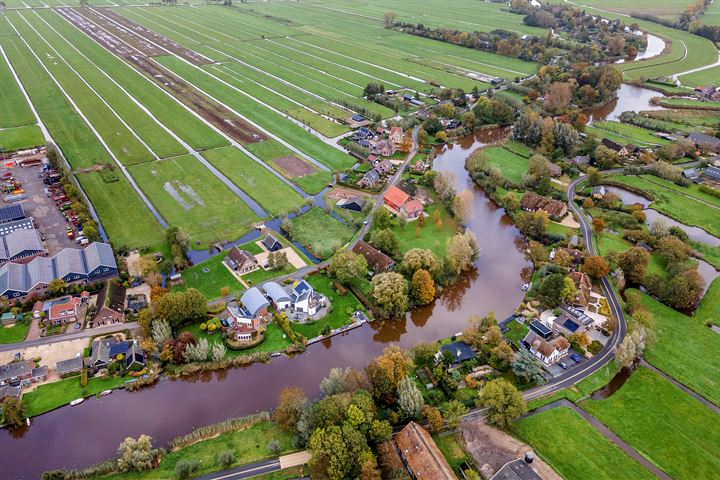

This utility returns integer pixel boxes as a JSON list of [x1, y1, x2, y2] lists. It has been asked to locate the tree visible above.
[[210, 342, 226, 362], [445, 231, 478, 275], [329, 249, 368, 285], [397, 376, 424, 419], [267, 251, 288, 271], [152, 319, 172, 347], [411, 269, 435, 306], [661, 269, 705, 310], [217, 450, 235, 468], [267, 439, 282, 455], [363, 82, 385, 97], [371, 229, 400, 258], [537, 273, 567, 307], [383, 11, 396, 27], [401, 248, 441, 277], [586, 167, 602, 187], [594, 145, 619, 169], [423, 117, 443, 136], [570, 331, 591, 351], [433, 170, 456, 200], [373, 207, 392, 230], [320, 367, 349, 397], [515, 211, 548, 239], [607, 35, 626, 56], [410, 341, 439, 369], [452, 189, 474, 222], [502, 192, 520, 212], [0, 396, 25, 427], [619, 247, 650, 285], [366, 346, 413, 403], [308, 424, 368, 480], [48, 278, 67, 295], [273, 386, 308, 431], [489, 341, 515, 370], [371, 272, 409, 317], [656, 235, 691, 271], [583, 255, 610, 280], [175, 459, 201, 480], [423, 405, 444, 433], [417, 127, 429, 146], [153, 288, 207, 328], [615, 326, 646, 369], [183, 337, 209, 362], [592, 217, 605, 234], [543, 82, 573, 113], [116, 435, 156, 472], [554, 249, 572, 268], [561, 277, 578, 304], [512, 349, 545, 384], [477, 379, 527, 428], [441, 400, 468, 429]]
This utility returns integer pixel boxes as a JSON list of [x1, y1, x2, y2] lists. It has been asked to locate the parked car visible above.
[[558, 361, 568, 369], [570, 353, 582, 363]]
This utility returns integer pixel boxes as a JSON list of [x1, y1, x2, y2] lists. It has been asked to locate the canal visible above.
[[0, 130, 531, 479]]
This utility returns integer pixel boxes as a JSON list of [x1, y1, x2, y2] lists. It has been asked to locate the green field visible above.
[[592, 121, 668, 145], [572, 0, 694, 20], [289, 207, 354, 259], [0, 124, 43, 151], [612, 175, 720, 237], [700, 0, 720, 25], [652, 97, 720, 110], [201, 147, 305, 216], [130, 156, 258, 245], [23, 375, 131, 417], [680, 64, 720, 89], [513, 407, 655, 480], [383, 200, 459, 257], [0, 321, 30, 344], [638, 279, 720, 405], [172, 251, 240, 300], [594, 231, 666, 278], [582, 368, 720, 480], [482, 144, 531, 184], [0, 45, 35, 128]]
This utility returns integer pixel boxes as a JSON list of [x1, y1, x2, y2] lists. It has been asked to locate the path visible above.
[[0, 322, 139, 354], [193, 451, 308, 480], [528, 399, 671, 480]]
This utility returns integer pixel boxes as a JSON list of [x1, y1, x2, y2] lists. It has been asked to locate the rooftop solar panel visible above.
[[0, 204, 25, 224], [530, 320, 552, 337]]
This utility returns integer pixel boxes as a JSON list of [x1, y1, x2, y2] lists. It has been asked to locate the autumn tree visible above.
[[515, 211, 548, 239], [0, 397, 25, 427], [371, 229, 400, 258], [48, 278, 67, 295], [397, 376, 424, 419], [366, 346, 413, 404], [433, 170, 456, 201], [411, 269, 435, 306], [371, 272, 409, 317], [383, 10, 396, 27], [441, 400, 468, 429], [401, 248, 441, 277], [308, 424, 369, 480], [489, 341, 515, 370], [656, 235, 692, 273], [543, 82, 573, 113], [615, 326, 646, 369], [422, 405, 444, 433], [586, 167, 602, 187], [445, 231, 478, 275], [329, 249, 368, 285], [453, 189, 474, 222], [594, 145, 619, 169], [583, 255, 610, 280], [592, 217, 605, 234], [273, 386, 308, 431], [619, 247, 650, 285], [476, 379, 527, 428], [153, 288, 207, 328], [658, 269, 705, 310], [116, 435, 156, 472]]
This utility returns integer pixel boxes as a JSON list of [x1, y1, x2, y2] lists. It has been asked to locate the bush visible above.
[[217, 450, 235, 468], [588, 340, 602, 355], [267, 439, 282, 456], [175, 459, 201, 480]]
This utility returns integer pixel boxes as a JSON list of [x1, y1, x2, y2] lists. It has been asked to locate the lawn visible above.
[[481, 144, 530, 184], [201, 146, 305, 216], [585, 125, 656, 148], [0, 124, 43, 152], [636, 280, 720, 405], [652, 97, 720, 111], [513, 407, 656, 480], [433, 433, 474, 478], [594, 232, 666, 278], [130, 155, 258, 245], [504, 320, 529, 347], [387, 202, 458, 257], [93, 421, 295, 480], [289, 207, 354, 259], [23, 374, 131, 417], [0, 321, 30, 343], [184, 319, 293, 357], [172, 252, 241, 300], [611, 175, 720, 237], [582, 367, 720, 480], [291, 273, 364, 339], [592, 121, 668, 145], [0, 47, 35, 128]]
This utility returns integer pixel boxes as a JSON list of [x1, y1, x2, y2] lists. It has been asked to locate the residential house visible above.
[[522, 331, 570, 365], [125, 343, 146, 370], [90, 338, 133, 371], [446, 119, 462, 130], [569, 155, 590, 166], [290, 280, 325, 316], [56, 356, 84, 376], [126, 293, 148, 313], [0, 361, 32, 386], [373, 139, 396, 157], [0, 242, 117, 302], [558, 247, 585, 266], [529, 320, 552, 339], [366, 154, 378, 164], [402, 199, 424, 219], [353, 127, 374, 141], [688, 132, 720, 152], [395, 422, 458, 480], [552, 306, 595, 336], [48, 296, 82, 325], [389, 126, 403, 144], [682, 168, 701, 183], [383, 185, 410, 212], [357, 139, 371, 149], [358, 169, 380, 188], [520, 192, 568, 219], [263, 281, 291, 310], [352, 241, 395, 272], [591, 186, 607, 199], [375, 159, 393, 175], [262, 234, 283, 252], [336, 196, 365, 212], [0, 384, 20, 401], [224, 287, 270, 341], [567, 272, 592, 308], [491, 459, 542, 480], [438, 341, 475, 366], [225, 247, 259, 274], [601, 138, 624, 154]]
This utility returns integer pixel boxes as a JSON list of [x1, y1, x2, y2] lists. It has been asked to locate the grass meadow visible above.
[[0, 125, 43, 151], [289, 207, 354, 259]]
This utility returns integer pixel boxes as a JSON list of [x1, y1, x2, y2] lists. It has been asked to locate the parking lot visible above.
[[8, 164, 79, 255], [546, 350, 588, 378]]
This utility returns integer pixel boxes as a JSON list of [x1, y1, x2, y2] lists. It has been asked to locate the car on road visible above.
[[363, 219, 368, 225]]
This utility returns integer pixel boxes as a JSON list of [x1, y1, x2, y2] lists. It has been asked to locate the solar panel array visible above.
[[565, 305, 593, 325], [530, 320, 552, 337]]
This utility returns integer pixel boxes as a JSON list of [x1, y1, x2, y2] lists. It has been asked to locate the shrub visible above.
[[588, 340, 603, 355], [217, 450, 235, 468], [174, 459, 201, 480], [267, 439, 282, 456]]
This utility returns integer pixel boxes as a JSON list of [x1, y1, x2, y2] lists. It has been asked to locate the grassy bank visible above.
[[23, 375, 131, 418]]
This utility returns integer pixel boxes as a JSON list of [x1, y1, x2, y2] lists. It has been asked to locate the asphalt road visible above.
[[0, 322, 139, 353], [193, 459, 281, 480]]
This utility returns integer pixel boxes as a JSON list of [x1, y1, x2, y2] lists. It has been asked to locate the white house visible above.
[[263, 281, 291, 310], [290, 280, 325, 316], [522, 331, 570, 365]]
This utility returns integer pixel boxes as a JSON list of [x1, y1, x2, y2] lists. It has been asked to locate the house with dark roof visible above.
[[353, 127, 374, 141], [522, 331, 570, 365], [352, 241, 395, 272], [601, 138, 623, 153], [520, 192, 567, 219], [225, 247, 258, 274], [90, 338, 132, 370], [0, 384, 21, 401], [290, 280, 325, 316], [491, 459, 542, 480], [683, 168, 701, 183], [262, 234, 282, 252], [0, 361, 32, 386], [358, 169, 380, 188], [336, 196, 365, 212], [263, 281, 291, 310], [56, 356, 84, 376], [395, 422, 458, 480], [375, 159, 393, 175], [438, 341, 475, 366], [688, 132, 720, 151]]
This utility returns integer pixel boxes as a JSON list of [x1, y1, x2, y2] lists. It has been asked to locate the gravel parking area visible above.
[[10, 165, 79, 255]]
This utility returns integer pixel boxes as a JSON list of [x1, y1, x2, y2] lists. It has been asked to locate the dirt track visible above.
[[56, 7, 267, 145]]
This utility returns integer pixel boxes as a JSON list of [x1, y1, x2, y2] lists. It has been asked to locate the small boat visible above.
[[99, 390, 112, 397], [270, 352, 282, 358], [26, 418, 30, 426], [69, 398, 84, 406]]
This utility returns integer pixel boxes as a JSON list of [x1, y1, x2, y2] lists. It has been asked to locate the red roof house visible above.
[[384, 186, 410, 211], [402, 199, 424, 218]]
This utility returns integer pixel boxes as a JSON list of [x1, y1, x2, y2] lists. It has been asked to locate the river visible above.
[[586, 83, 665, 123], [0, 129, 530, 479]]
